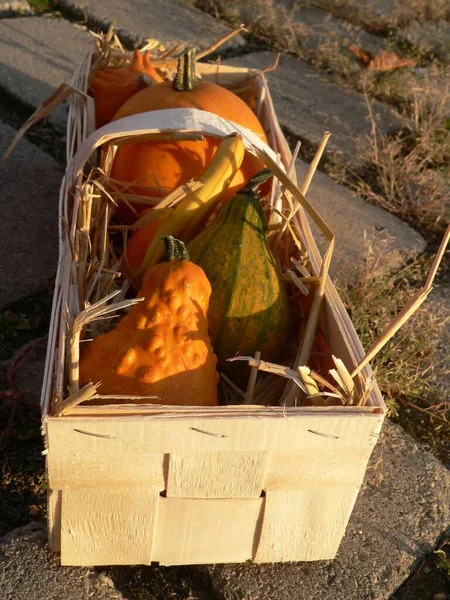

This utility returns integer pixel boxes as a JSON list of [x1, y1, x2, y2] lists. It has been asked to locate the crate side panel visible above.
[[46, 421, 165, 489], [45, 412, 383, 454], [48, 489, 62, 552], [264, 443, 375, 489], [152, 497, 264, 565], [166, 451, 269, 498], [60, 489, 159, 566], [255, 486, 359, 562]]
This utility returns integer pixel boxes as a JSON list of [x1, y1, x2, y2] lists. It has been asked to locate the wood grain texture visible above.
[[264, 446, 374, 489], [48, 489, 62, 552], [152, 496, 265, 565], [60, 489, 158, 566], [166, 451, 268, 498], [47, 425, 165, 489], [46, 411, 383, 455], [254, 486, 360, 562]]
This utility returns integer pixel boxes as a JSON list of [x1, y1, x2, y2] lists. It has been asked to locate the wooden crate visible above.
[[41, 41, 386, 566]]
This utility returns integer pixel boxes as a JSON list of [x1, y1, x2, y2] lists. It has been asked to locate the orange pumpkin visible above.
[[90, 49, 163, 128], [79, 237, 219, 406], [110, 48, 268, 222]]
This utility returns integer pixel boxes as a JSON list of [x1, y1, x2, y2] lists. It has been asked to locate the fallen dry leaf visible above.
[[349, 44, 374, 66], [368, 50, 417, 72], [349, 45, 417, 72]]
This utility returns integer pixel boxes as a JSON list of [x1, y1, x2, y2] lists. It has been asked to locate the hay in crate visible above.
[[33, 28, 448, 418]]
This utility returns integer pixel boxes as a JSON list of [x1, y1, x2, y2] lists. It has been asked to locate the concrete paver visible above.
[[0, 120, 61, 310], [57, 0, 245, 51], [396, 20, 450, 63], [225, 51, 405, 167], [278, 2, 386, 56], [295, 159, 426, 278], [0, 16, 91, 133]]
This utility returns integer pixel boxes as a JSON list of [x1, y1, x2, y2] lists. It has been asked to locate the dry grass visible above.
[[338, 243, 449, 461], [192, 0, 450, 115], [188, 2, 449, 226], [190, 0, 305, 54], [313, 0, 450, 29], [329, 82, 450, 237]]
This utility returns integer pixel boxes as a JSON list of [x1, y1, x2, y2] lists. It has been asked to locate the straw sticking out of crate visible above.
[[0, 31, 409, 417]]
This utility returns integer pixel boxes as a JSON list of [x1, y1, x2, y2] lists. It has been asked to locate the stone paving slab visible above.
[[277, 2, 386, 56], [204, 420, 450, 600], [313, 0, 407, 30], [0, 16, 91, 133], [0, 523, 125, 600], [396, 20, 450, 63], [225, 51, 405, 167], [0, 120, 61, 311], [57, 0, 245, 51], [295, 159, 426, 278]]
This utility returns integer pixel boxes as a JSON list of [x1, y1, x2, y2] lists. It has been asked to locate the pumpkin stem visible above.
[[239, 169, 273, 195], [173, 48, 197, 92], [161, 236, 190, 262]]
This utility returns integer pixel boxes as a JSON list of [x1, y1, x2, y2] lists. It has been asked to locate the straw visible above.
[[36, 31, 394, 415], [351, 224, 450, 378]]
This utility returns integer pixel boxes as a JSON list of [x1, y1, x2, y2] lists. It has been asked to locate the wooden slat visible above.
[[152, 496, 264, 565], [47, 434, 164, 489], [255, 487, 359, 562], [46, 412, 383, 455], [48, 489, 62, 552], [166, 451, 268, 498], [264, 446, 374, 489], [61, 489, 158, 566], [68, 404, 382, 417]]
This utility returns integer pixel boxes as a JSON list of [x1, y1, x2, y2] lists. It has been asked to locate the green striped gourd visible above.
[[187, 182, 290, 384]]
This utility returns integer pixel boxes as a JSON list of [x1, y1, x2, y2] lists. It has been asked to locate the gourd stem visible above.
[[161, 236, 190, 261], [173, 48, 197, 91], [239, 169, 273, 195]]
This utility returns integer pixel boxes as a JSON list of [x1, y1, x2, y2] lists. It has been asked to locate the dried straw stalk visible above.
[[16, 33, 443, 416]]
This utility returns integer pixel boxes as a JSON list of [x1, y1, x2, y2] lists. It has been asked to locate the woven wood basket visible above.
[[39, 38, 386, 566]]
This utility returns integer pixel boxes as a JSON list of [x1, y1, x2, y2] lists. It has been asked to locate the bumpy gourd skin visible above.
[[79, 253, 219, 406]]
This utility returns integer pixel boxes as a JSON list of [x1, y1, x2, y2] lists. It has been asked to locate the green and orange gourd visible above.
[[187, 171, 291, 384]]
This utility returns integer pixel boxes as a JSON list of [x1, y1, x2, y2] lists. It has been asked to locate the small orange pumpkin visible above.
[[110, 48, 267, 222], [90, 49, 163, 128], [79, 237, 218, 406]]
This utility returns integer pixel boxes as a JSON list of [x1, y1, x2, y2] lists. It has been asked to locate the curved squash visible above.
[[187, 175, 291, 384], [124, 133, 246, 283]]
